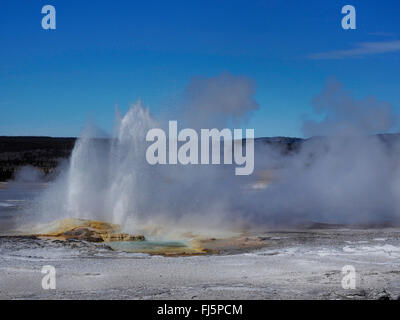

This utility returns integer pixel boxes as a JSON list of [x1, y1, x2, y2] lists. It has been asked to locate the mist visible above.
[[13, 166, 45, 183], [34, 74, 400, 237], [181, 71, 259, 130], [245, 78, 400, 226]]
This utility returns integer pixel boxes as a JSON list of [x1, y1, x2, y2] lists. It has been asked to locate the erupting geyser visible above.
[[37, 102, 246, 237], [33, 75, 400, 239]]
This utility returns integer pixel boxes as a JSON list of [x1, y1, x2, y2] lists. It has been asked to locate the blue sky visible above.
[[0, 0, 399, 138]]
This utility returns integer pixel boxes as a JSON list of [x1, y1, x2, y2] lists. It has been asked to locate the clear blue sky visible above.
[[1, 0, 399, 137]]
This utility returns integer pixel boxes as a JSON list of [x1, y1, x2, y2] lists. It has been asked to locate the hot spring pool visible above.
[[107, 240, 202, 255]]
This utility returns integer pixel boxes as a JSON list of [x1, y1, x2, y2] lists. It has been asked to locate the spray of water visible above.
[[35, 102, 241, 238], [33, 75, 400, 238]]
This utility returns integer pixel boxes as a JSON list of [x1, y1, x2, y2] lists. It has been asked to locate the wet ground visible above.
[[1, 228, 400, 299], [1, 182, 400, 299]]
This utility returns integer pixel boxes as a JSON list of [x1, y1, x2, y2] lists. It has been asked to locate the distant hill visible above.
[[1, 134, 400, 181], [254, 136, 303, 153], [0, 136, 76, 181]]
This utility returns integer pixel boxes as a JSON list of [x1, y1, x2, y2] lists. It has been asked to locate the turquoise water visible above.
[[108, 240, 189, 253]]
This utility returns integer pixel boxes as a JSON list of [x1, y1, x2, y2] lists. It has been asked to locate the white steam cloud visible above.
[[33, 74, 400, 237], [182, 71, 259, 129], [303, 78, 397, 137]]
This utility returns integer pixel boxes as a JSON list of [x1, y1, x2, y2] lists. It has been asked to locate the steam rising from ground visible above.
[[182, 71, 259, 130], [303, 79, 397, 136], [14, 166, 45, 183], [35, 74, 400, 237]]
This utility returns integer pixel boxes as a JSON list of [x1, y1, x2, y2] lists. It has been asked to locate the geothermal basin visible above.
[[1, 182, 400, 300]]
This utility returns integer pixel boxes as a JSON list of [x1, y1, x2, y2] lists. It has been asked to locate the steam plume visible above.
[[34, 76, 400, 237]]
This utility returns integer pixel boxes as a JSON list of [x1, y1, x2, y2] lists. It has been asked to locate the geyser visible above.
[[37, 103, 244, 237], [34, 75, 400, 238]]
